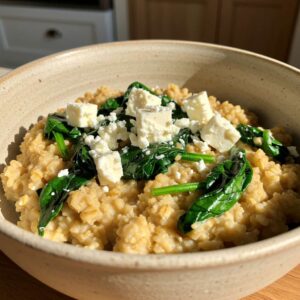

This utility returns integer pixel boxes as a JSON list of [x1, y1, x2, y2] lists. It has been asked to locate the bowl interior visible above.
[[0, 40, 300, 247]]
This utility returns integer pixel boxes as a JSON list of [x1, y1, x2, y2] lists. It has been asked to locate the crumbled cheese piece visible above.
[[66, 103, 98, 128], [155, 154, 165, 160], [288, 146, 299, 157], [107, 112, 117, 122], [191, 136, 211, 152], [194, 160, 207, 172], [122, 146, 129, 154], [183, 91, 214, 125], [130, 106, 177, 149], [174, 118, 201, 134], [97, 114, 106, 122], [200, 114, 241, 153], [84, 135, 111, 157], [102, 186, 109, 193], [57, 169, 69, 177], [175, 171, 181, 180], [94, 151, 123, 185], [167, 102, 176, 110], [98, 121, 129, 150], [125, 87, 161, 117]]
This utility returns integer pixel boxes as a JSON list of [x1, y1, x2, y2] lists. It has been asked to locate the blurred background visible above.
[[0, 0, 299, 68]]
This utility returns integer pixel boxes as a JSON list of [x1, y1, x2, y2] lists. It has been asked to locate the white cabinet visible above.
[[0, 4, 114, 67]]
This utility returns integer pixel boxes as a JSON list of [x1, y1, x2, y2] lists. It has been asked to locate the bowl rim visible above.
[[1, 40, 300, 270]]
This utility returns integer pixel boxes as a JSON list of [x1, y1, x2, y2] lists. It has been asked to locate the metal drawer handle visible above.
[[45, 29, 62, 39]]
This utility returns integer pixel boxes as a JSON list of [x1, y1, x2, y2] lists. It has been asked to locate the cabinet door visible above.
[[218, 0, 299, 61], [129, 0, 219, 42]]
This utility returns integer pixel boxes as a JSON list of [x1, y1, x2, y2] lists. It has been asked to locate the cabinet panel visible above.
[[0, 4, 114, 68], [218, 0, 299, 61], [129, 0, 219, 42]]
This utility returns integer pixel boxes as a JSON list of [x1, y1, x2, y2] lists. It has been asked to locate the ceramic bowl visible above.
[[0, 41, 300, 300]]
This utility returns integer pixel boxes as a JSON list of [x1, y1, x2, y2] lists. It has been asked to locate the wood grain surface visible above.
[[0, 68, 299, 299], [0, 251, 299, 300]]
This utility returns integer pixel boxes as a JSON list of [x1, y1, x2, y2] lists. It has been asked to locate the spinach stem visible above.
[[152, 182, 203, 196], [53, 131, 69, 160], [180, 152, 215, 163]]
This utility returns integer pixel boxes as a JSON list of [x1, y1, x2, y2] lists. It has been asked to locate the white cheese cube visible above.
[[66, 103, 98, 128], [125, 87, 161, 117], [94, 151, 123, 185], [200, 114, 241, 153], [183, 91, 214, 125], [132, 106, 175, 148]]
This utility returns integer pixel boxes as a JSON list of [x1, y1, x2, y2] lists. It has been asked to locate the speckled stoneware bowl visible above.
[[0, 41, 300, 300]]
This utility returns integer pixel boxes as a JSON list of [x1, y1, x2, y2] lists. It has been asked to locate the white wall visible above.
[[289, 7, 300, 68]]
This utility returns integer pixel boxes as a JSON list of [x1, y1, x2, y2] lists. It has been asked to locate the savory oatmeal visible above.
[[1, 82, 300, 254]]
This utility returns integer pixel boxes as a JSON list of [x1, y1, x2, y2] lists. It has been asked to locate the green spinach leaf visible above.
[[53, 132, 69, 160], [44, 114, 81, 140], [38, 174, 88, 236], [71, 142, 97, 180], [121, 129, 213, 180], [237, 124, 289, 162], [98, 96, 125, 115], [176, 148, 253, 233], [44, 114, 81, 160]]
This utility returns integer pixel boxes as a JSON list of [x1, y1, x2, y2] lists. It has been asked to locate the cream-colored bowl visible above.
[[0, 41, 300, 300]]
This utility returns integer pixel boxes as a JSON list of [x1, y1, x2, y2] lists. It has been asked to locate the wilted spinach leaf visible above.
[[71, 142, 97, 180], [237, 124, 289, 162], [121, 128, 213, 180], [98, 96, 125, 115], [44, 114, 81, 140], [44, 114, 81, 160], [177, 148, 253, 233], [38, 174, 89, 236]]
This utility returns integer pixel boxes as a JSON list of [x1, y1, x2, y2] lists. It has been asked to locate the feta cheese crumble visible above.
[[98, 121, 129, 150], [125, 87, 161, 117], [194, 160, 207, 172], [191, 136, 211, 152], [84, 135, 111, 158], [94, 151, 123, 185], [200, 113, 241, 153], [102, 186, 109, 193], [66, 103, 98, 128], [175, 171, 181, 180], [183, 91, 214, 125], [57, 169, 69, 177]]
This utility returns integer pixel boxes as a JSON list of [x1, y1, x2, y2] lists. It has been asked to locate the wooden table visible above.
[[0, 67, 299, 300]]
